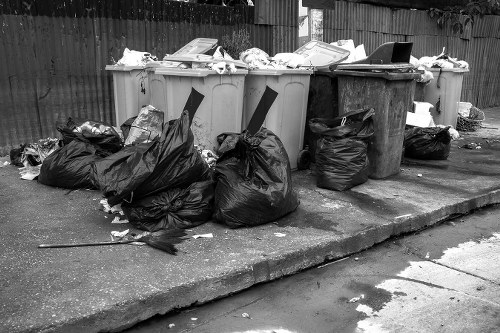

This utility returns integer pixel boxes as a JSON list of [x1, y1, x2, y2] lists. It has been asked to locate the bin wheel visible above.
[[297, 149, 311, 170]]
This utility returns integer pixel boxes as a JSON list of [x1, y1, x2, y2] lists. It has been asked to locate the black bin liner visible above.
[[39, 118, 122, 189], [92, 110, 211, 206], [404, 126, 451, 160], [213, 128, 299, 228], [122, 180, 215, 232], [38, 140, 104, 189], [309, 108, 375, 191]]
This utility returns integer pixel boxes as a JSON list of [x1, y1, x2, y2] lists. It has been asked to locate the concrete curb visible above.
[[39, 188, 500, 333]]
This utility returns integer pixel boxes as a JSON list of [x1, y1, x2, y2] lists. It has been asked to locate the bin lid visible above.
[[161, 54, 248, 69], [335, 63, 415, 71], [154, 67, 248, 77], [294, 41, 350, 70], [105, 65, 145, 71], [247, 68, 313, 75], [426, 67, 469, 73], [334, 69, 421, 81], [172, 38, 218, 56]]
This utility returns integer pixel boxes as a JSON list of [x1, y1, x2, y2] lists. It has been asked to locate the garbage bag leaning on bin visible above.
[[213, 128, 299, 228], [404, 126, 451, 160], [121, 180, 215, 232], [38, 140, 107, 189], [92, 110, 211, 206], [56, 117, 123, 154], [309, 108, 375, 191]]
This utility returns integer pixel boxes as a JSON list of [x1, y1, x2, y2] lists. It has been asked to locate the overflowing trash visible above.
[[415, 48, 469, 70], [329, 39, 366, 63], [309, 108, 375, 191], [114, 48, 157, 66]]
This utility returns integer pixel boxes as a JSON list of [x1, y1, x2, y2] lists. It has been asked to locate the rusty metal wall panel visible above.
[[255, 0, 298, 27], [0, 2, 286, 152], [472, 15, 500, 38], [272, 25, 298, 54]]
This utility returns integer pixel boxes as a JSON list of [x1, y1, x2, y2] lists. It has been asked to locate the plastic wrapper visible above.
[[92, 110, 211, 206], [404, 126, 451, 160], [124, 105, 164, 145], [122, 180, 215, 231], [309, 108, 375, 191], [56, 117, 122, 154], [213, 128, 299, 228], [115, 48, 157, 66]]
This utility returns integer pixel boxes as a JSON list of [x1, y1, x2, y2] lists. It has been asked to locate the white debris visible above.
[[192, 233, 214, 239]]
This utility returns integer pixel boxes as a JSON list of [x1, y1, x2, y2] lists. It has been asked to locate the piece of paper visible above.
[[192, 233, 214, 239]]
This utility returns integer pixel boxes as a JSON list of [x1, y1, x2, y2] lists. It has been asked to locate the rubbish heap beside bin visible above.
[[335, 64, 420, 179], [242, 69, 312, 170]]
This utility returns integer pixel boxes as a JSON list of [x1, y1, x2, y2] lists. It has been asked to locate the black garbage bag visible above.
[[213, 128, 299, 228], [92, 110, 211, 206], [10, 144, 26, 167], [309, 108, 375, 191], [38, 140, 105, 189], [56, 117, 122, 154], [404, 126, 451, 160], [122, 180, 215, 231]]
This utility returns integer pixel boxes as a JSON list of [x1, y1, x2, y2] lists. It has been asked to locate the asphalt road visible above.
[[123, 204, 500, 333]]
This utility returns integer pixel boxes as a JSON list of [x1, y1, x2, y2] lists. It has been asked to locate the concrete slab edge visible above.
[[31, 188, 500, 333]]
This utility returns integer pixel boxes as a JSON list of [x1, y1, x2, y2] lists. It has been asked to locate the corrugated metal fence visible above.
[[0, 0, 498, 153], [0, 0, 296, 154], [322, 1, 500, 110]]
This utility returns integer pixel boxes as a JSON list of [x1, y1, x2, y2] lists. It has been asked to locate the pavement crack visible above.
[[430, 260, 500, 287]]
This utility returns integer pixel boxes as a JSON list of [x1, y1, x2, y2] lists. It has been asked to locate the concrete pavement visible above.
[[1, 108, 499, 333]]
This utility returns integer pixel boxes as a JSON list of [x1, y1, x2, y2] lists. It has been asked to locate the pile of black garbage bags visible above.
[[37, 89, 298, 231]]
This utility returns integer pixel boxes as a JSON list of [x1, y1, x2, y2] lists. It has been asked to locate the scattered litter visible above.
[[111, 216, 129, 224], [99, 199, 124, 215], [417, 174, 422, 177], [195, 146, 218, 168], [348, 294, 365, 303], [354, 257, 359, 261], [168, 323, 175, 329], [477, 285, 486, 291], [242, 312, 252, 319], [396, 214, 412, 219], [0, 161, 10, 167], [111, 229, 130, 239], [191, 318, 198, 321], [461, 142, 482, 149], [274, 233, 287, 237], [192, 233, 213, 239], [425, 252, 430, 259], [19, 165, 41, 180]]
